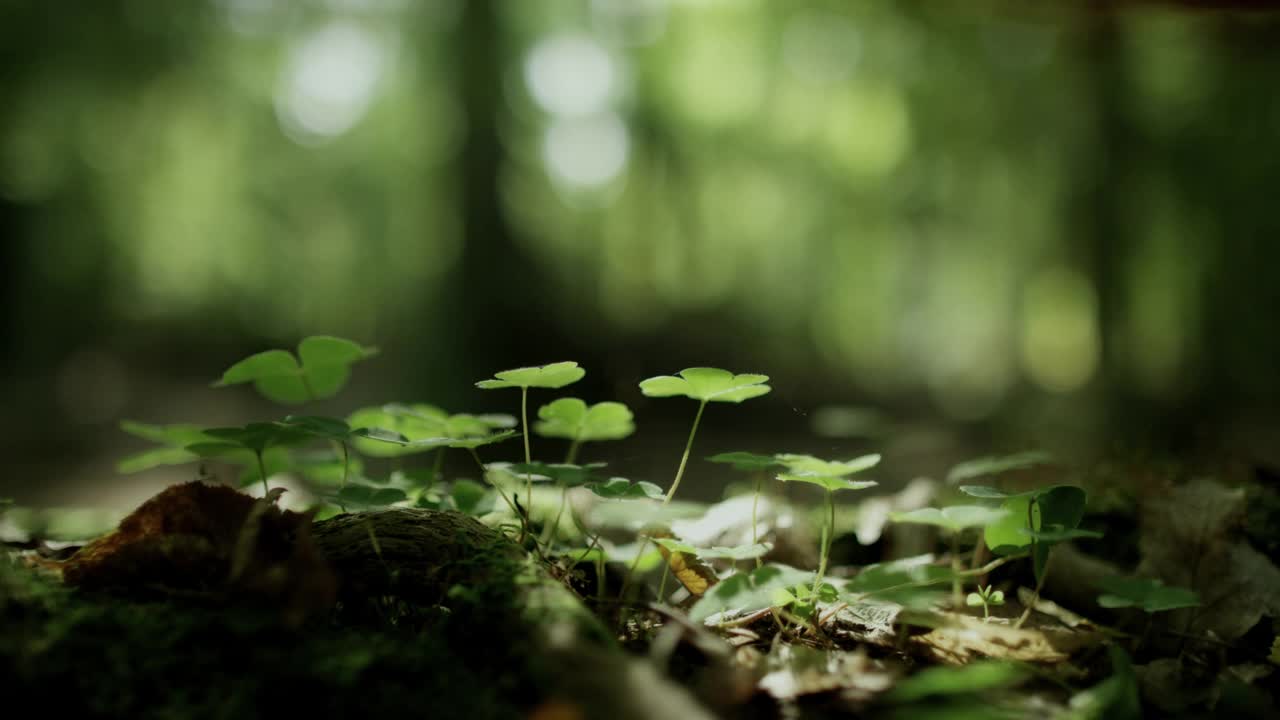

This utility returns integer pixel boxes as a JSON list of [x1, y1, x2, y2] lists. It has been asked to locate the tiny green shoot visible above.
[[966, 584, 1005, 621], [639, 368, 771, 503], [534, 398, 635, 464], [214, 336, 377, 404]]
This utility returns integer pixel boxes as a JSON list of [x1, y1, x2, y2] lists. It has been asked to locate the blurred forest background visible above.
[[2, 0, 1279, 511]]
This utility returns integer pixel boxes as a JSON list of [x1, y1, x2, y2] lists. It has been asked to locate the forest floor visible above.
[[3, 457, 1280, 720]]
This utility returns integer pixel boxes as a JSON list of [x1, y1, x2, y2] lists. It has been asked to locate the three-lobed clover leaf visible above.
[[775, 453, 881, 493], [347, 404, 515, 457], [475, 361, 585, 390], [214, 336, 378, 404], [639, 367, 771, 403], [891, 505, 1010, 533], [688, 563, 819, 623], [707, 451, 784, 472], [1097, 577, 1200, 613], [187, 422, 314, 457], [534, 398, 635, 442], [586, 477, 665, 501], [280, 414, 408, 446]]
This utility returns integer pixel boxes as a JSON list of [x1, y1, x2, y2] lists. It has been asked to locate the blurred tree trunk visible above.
[[452, 0, 565, 375]]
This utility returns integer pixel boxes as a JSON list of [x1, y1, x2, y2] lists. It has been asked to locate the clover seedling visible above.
[[1096, 577, 1200, 613], [214, 336, 377, 404], [890, 505, 1010, 607], [708, 451, 785, 567], [511, 462, 609, 541], [966, 584, 1005, 621], [534, 398, 634, 464], [346, 404, 515, 461], [961, 484, 1098, 626], [777, 453, 880, 595], [477, 362, 586, 539], [639, 368, 771, 503]]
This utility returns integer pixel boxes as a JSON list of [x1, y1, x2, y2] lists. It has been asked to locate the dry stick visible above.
[[663, 400, 707, 504]]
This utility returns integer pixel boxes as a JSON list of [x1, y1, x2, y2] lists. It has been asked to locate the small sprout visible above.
[[534, 398, 635, 463], [477, 362, 586, 542], [776, 453, 880, 596], [963, 483, 1093, 626], [586, 477, 665, 501], [640, 368, 771, 503], [966, 584, 1005, 621], [891, 505, 1008, 607], [688, 563, 818, 623], [1097, 577, 1200, 613], [214, 336, 377, 404], [771, 580, 839, 621]]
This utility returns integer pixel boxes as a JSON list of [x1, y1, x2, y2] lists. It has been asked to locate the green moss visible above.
[[1, 558, 524, 720]]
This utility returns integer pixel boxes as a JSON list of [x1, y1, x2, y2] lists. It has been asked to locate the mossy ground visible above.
[[0, 557, 533, 720]]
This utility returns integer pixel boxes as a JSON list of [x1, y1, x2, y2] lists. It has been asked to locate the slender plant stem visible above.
[[541, 486, 569, 545], [656, 563, 671, 602], [664, 400, 707, 504], [340, 442, 350, 490], [430, 448, 445, 487], [564, 439, 581, 465], [752, 472, 763, 569], [813, 488, 835, 594], [521, 386, 533, 540], [1015, 550, 1052, 629], [950, 531, 963, 608], [468, 448, 521, 520], [255, 451, 269, 496], [619, 537, 651, 602]]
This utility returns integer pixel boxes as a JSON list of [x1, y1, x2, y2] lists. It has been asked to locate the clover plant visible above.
[[214, 335, 377, 404], [966, 584, 1005, 621], [639, 368, 771, 503], [776, 453, 879, 594], [185, 422, 314, 494], [708, 451, 784, 567], [116, 421, 218, 474], [534, 398, 634, 464], [960, 483, 1101, 626], [477, 362, 586, 538], [890, 505, 1009, 607]]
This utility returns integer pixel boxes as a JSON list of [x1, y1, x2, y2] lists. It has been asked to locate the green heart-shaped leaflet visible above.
[[215, 336, 378, 404], [475, 361, 585, 390], [534, 398, 635, 442], [639, 367, 770, 403]]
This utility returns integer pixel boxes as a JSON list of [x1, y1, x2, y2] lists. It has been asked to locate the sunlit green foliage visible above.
[[214, 336, 377, 404]]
